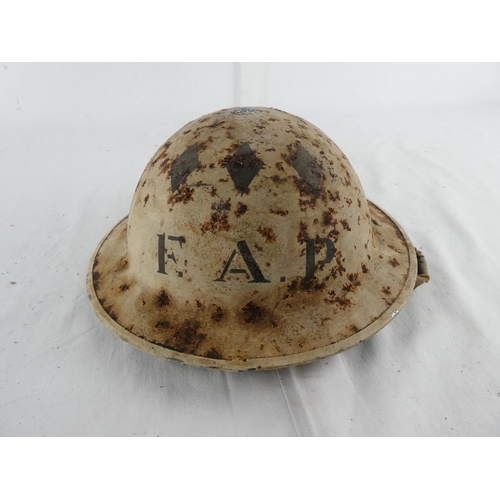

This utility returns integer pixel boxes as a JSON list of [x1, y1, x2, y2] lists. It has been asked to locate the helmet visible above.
[[87, 107, 428, 371]]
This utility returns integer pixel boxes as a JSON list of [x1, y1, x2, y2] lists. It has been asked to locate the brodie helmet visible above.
[[87, 107, 429, 371]]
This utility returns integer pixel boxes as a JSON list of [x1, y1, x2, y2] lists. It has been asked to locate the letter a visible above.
[[215, 241, 270, 283]]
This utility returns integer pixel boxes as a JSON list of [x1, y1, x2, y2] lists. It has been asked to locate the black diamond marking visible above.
[[171, 143, 199, 192], [291, 144, 323, 190], [226, 143, 264, 194]]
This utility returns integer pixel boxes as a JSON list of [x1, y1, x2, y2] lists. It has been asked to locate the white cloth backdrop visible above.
[[1, 63, 499, 436]]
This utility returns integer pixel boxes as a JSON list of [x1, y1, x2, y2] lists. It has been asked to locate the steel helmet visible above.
[[87, 107, 429, 371]]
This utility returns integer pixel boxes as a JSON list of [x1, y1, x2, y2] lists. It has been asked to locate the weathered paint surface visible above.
[[88, 107, 422, 370]]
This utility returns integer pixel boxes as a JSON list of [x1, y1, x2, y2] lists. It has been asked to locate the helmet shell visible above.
[[88, 107, 422, 370]]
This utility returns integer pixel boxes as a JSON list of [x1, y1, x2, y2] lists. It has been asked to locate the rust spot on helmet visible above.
[[326, 219, 340, 239], [168, 185, 194, 206], [342, 283, 356, 293], [212, 199, 231, 213], [119, 284, 130, 292], [241, 301, 265, 323], [340, 219, 351, 231], [156, 290, 170, 307], [389, 258, 400, 267], [381, 286, 392, 295], [270, 174, 285, 184], [322, 210, 334, 226], [158, 157, 173, 175], [200, 211, 230, 234], [205, 347, 223, 359], [293, 176, 321, 200], [257, 225, 276, 243], [155, 320, 171, 329], [103, 304, 118, 322], [211, 306, 224, 322], [152, 143, 170, 165], [297, 221, 309, 244], [325, 294, 353, 310], [210, 119, 225, 128], [235, 202, 248, 218], [329, 191, 341, 202], [172, 320, 206, 353], [287, 276, 326, 293], [342, 274, 361, 293], [348, 273, 360, 283], [270, 208, 288, 216]]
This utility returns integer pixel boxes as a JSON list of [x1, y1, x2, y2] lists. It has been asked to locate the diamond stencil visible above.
[[291, 144, 323, 190], [170, 143, 199, 192], [225, 143, 264, 194]]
